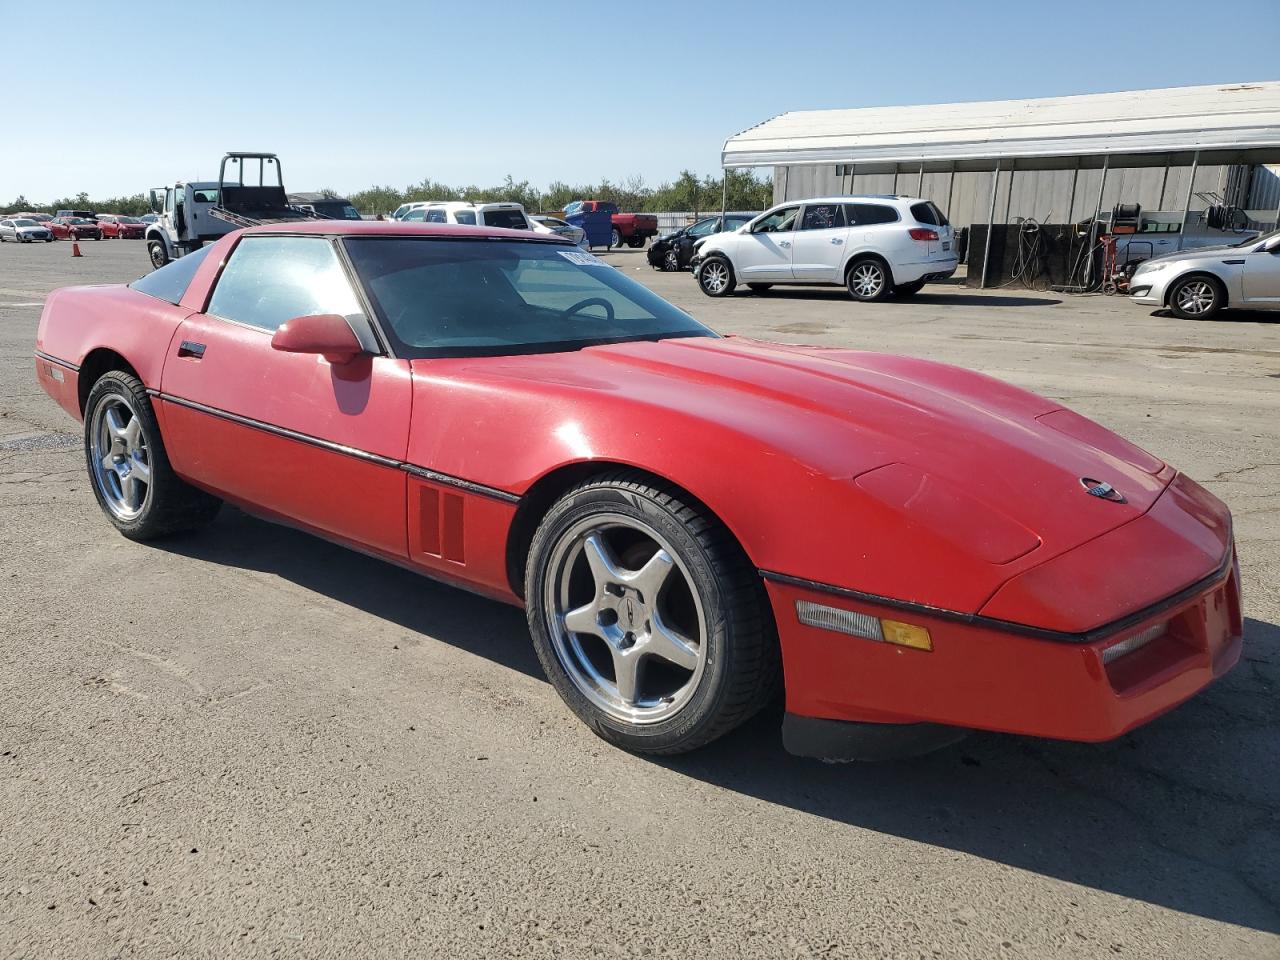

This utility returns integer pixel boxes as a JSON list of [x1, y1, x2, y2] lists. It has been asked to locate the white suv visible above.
[[403, 201, 531, 230], [692, 196, 957, 300]]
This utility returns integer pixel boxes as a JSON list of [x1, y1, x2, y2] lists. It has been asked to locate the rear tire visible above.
[[696, 255, 736, 297], [524, 471, 778, 755], [610, 228, 622, 249], [846, 258, 891, 302], [1168, 274, 1224, 320], [83, 372, 221, 541], [627, 237, 644, 248]]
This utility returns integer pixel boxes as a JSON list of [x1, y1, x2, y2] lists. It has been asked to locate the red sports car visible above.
[[33, 222, 1243, 760], [97, 214, 146, 239]]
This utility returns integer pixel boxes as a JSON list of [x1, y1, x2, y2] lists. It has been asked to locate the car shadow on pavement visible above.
[[160, 506, 543, 680], [656, 616, 1280, 934], [159, 509, 1279, 934]]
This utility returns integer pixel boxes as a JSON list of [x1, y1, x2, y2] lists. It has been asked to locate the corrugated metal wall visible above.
[[771, 162, 1277, 227]]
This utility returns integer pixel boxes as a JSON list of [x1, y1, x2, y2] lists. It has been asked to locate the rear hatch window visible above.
[[483, 209, 529, 230], [910, 201, 949, 227]]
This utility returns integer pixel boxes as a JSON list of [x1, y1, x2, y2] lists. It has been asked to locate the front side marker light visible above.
[[795, 601, 932, 652], [881, 619, 933, 651]]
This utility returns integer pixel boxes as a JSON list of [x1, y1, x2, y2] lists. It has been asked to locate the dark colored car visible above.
[[287, 193, 363, 220], [49, 217, 103, 240], [647, 214, 755, 271]]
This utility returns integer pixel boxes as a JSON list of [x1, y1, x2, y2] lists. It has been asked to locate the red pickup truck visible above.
[[564, 200, 659, 248]]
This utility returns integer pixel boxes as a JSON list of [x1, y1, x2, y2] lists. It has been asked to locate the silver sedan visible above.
[[0, 217, 55, 242], [529, 214, 587, 247], [1129, 228, 1280, 319]]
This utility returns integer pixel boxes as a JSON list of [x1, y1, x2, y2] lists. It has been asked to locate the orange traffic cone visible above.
[[71, 239, 82, 257]]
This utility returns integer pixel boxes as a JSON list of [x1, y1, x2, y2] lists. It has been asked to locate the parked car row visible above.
[[0, 209, 151, 241], [391, 200, 588, 246], [388, 199, 648, 249]]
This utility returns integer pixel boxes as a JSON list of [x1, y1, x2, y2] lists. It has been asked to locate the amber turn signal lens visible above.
[[881, 619, 933, 651]]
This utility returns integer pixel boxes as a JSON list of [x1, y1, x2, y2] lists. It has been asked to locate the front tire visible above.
[[84, 372, 221, 540], [525, 471, 777, 755], [696, 255, 736, 297], [148, 238, 169, 270], [846, 258, 891, 301], [1168, 274, 1224, 320], [662, 247, 680, 271]]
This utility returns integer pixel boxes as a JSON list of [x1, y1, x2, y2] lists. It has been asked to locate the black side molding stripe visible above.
[[156, 392, 521, 505], [760, 547, 1233, 645], [34, 350, 80, 372], [402, 464, 521, 504]]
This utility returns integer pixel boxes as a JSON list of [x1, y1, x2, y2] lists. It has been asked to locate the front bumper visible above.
[[1127, 269, 1173, 306], [765, 471, 1242, 758], [768, 551, 1241, 752]]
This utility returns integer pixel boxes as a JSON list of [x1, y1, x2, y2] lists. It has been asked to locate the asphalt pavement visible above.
[[1, 238, 1277, 959]]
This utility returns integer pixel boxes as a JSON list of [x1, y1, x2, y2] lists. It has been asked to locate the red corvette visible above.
[[33, 222, 1243, 760]]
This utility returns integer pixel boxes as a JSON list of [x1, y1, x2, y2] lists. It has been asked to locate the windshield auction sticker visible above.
[[557, 250, 607, 267]]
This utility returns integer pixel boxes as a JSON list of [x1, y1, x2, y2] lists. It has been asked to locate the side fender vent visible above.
[[415, 483, 465, 563]]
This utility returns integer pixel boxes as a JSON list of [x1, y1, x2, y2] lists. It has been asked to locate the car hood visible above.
[[1139, 240, 1252, 266], [477, 335, 1170, 562]]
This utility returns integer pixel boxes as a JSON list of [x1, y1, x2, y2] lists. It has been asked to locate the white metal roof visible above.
[[722, 81, 1280, 168]]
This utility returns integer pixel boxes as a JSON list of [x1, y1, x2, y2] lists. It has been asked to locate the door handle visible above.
[[830, 237, 844, 244], [779, 240, 791, 248], [177, 340, 206, 359]]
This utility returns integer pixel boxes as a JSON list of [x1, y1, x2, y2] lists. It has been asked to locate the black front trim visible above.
[[34, 349, 80, 372], [157, 392, 521, 505], [782, 712, 969, 762], [761, 546, 1233, 645]]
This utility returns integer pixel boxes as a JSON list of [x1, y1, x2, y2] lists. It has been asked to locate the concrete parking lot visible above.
[[1, 239, 1277, 959]]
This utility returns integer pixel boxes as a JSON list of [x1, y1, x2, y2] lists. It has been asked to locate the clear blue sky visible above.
[[4, 0, 1278, 201]]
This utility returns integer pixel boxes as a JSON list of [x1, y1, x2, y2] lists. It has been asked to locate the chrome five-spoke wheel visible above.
[[90, 396, 151, 521], [546, 515, 706, 724], [525, 472, 777, 754]]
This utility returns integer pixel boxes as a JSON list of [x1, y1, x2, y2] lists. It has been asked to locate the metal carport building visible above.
[[722, 80, 1280, 283]]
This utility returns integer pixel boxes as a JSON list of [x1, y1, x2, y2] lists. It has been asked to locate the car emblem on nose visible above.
[[1080, 477, 1126, 503]]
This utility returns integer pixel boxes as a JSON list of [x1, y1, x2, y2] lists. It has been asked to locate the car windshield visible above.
[[343, 237, 715, 358], [68, 218, 93, 224], [13, 219, 36, 226], [117, 216, 141, 224]]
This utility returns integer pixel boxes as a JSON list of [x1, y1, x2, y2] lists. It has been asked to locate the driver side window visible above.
[[752, 206, 799, 234], [207, 236, 363, 332]]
